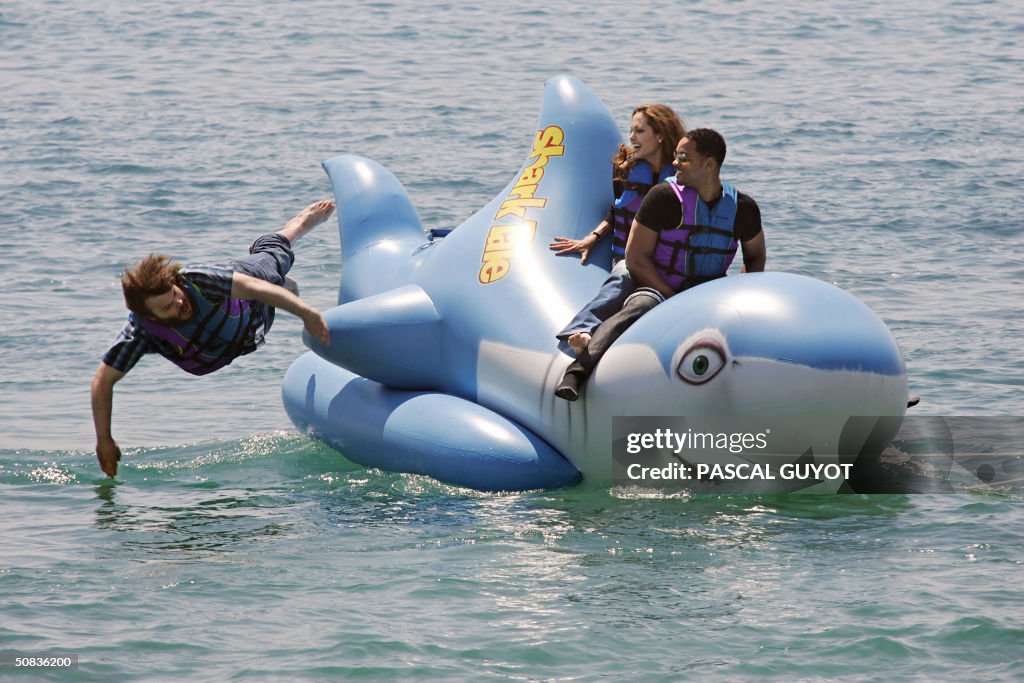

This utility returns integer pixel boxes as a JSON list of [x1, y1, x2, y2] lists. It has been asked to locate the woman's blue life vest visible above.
[[652, 180, 740, 293], [610, 160, 675, 260], [136, 276, 259, 376]]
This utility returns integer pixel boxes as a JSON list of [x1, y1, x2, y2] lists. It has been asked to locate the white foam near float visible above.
[[282, 75, 910, 492]]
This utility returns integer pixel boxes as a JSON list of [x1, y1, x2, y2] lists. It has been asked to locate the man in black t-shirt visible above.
[[555, 129, 766, 401]]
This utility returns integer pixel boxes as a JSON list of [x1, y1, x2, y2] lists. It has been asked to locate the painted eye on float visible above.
[[677, 343, 726, 385]]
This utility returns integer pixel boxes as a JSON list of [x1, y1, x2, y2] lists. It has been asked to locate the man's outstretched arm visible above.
[[91, 362, 125, 477], [230, 272, 331, 346]]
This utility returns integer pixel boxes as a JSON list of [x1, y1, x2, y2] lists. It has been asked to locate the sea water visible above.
[[2, 0, 1022, 679]]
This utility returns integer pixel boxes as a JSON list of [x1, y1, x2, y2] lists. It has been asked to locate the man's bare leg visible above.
[[278, 200, 335, 244]]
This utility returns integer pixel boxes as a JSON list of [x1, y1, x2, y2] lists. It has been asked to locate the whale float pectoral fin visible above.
[[304, 284, 444, 390], [282, 352, 580, 492]]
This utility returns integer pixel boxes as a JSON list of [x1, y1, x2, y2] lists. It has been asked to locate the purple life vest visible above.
[[137, 277, 256, 376], [652, 180, 739, 292], [610, 160, 674, 260]]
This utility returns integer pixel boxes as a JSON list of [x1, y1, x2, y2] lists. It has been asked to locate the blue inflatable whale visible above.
[[282, 75, 910, 492]]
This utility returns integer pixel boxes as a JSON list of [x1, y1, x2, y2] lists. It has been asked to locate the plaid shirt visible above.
[[102, 264, 268, 374]]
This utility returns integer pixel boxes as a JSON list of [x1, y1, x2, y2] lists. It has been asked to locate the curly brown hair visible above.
[[612, 104, 686, 182], [121, 254, 182, 317]]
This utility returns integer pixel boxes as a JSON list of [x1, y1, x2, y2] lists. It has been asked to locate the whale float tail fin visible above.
[[322, 154, 428, 304]]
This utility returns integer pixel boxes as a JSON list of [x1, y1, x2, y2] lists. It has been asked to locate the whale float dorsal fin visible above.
[[323, 154, 429, 303], [304, 284, 443, 390]]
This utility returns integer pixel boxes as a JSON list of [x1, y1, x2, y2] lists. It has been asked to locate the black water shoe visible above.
[[555, 373, 581, 401]]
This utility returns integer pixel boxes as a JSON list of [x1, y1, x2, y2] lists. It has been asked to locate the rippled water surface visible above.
[[2, 0, 1022, 679]]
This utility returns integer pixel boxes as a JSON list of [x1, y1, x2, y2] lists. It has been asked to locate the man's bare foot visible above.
[[567, 332, 591, 357], [279, 200, 336, 243]]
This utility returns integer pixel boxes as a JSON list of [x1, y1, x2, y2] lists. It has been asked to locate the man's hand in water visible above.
[[96, 436, 122, 478]]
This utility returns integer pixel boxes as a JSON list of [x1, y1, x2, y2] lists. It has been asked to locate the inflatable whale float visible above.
[[282, 75, 910, 492]]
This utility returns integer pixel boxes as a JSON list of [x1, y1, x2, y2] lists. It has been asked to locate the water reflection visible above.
[[94, 475, 306, 560]]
